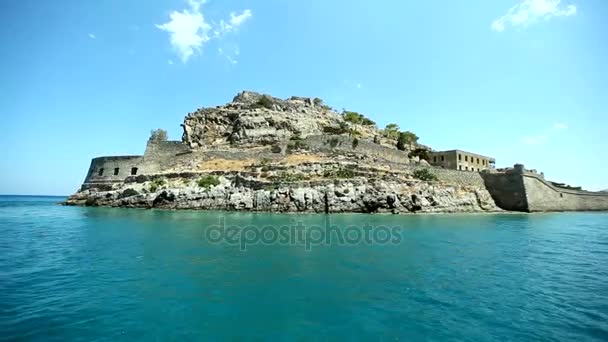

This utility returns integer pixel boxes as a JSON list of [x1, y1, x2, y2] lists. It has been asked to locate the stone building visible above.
[[428, 150, 495, 172]]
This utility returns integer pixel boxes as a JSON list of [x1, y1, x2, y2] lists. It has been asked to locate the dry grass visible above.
[[198, 158, 256, 171]]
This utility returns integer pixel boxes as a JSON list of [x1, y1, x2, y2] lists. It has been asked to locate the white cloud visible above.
[[492, 0, 576, 32], [218, 46, 239, 65], [88, 33, 96, 39], [217, 9, 253, 36], [157, 1, 252, 63], [522, 122, 568, 145]]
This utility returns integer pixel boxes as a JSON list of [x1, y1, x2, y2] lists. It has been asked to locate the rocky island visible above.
[[65, 91, 608, 213]]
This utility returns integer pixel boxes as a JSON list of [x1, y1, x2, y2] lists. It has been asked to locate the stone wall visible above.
[[523, 173, 608, 212], [303, 135, 411, 164], [82, 156, 144, 190], [481, 166, 608, 212], [481, 172, 528, 212]]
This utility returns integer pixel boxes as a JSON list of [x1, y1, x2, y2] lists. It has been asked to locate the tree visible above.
[[383, 123, 400, 139], [396, 131, 418, 150], [408, 148, 430, 161], [150, 129, 168, 142]]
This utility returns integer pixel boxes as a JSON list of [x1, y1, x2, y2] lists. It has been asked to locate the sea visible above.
[[1, 195, 607, 341]]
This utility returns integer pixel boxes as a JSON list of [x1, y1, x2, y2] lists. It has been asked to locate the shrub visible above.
[[327, 138, 340, 148], [313, 97, 323, 106], [408, 148, 430, 161], [149, 178, 166, 192], [270, 171, 308, 182], [324, 168, 355, 179], [413, 168, 437, 181], [322, 122, 349, 135], [286, 140, 308, 153], [352, 137, 359, 149], [149, 129, 168, 142], [383, 123, 400, 139], [373, 135, 380, 144], [198, 175, 220, 189], [254, 95, 274, 109], [270, 144, 282, 153], [343, 110, 376, 126], [397, 131, 419, 150]]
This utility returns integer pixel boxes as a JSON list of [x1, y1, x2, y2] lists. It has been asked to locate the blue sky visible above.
[[0, 0, 606, 195]]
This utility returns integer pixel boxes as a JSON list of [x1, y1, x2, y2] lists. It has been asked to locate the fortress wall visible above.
[[82, 156, 144, 189], [142, 140, 191, 172], [481, 172, 528, 211], [304, 135, 411, 164], [523, 174, 608, 212]]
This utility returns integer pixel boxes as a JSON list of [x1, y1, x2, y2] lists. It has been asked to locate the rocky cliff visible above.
[[65, 91, 501, 214]]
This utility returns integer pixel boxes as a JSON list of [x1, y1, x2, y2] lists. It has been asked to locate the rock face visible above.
[[183, 91, 348, 148], [65, 174, 498, 214]]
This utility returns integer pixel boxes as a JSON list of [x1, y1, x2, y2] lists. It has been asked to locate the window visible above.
[[114, 168, 119, 175], [459, 165, 462, 170], [131, 167, 138, 175], [465, 166, 468, 171], [441, 156, 445, 161], [98, 168, 104, 176], [477, 158, 480, 164], [465, 156, 468, 162], [433, 156, 437, 162], [458, 154, 461, 161]]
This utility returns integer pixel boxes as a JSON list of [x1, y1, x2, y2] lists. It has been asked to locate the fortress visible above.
[[69, 91, 608, 213]]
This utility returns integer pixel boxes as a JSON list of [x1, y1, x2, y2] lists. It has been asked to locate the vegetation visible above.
[[342, 110, 376, 126], [270, 144, 282, 153], [322, 122, 349, 135], [373, 135, 380, 144], [323, 168, 356, 179], [270, 171, 308, 182], [408, 148, 430, 161], [313, 97, 323, 106], [397, 131, 419, 150], [383, 123, 400, 139], [412, 168, 438, 181], [327, 137, 340, 148], [197, 175, 220, 189], [286, 139, 308, 153], [149, 178, 166, 192], [254, 95, 274, 109], [149, 129, 168, 142], [351, 137, 359, 149]]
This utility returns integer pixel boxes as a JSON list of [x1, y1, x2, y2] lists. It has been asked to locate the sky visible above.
[[0, 0, 606, 195]]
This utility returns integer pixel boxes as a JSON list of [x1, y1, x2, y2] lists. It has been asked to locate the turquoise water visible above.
[[1, 196, 608, 341]]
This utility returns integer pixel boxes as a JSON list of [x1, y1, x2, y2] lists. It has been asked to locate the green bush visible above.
[[324, 168, 356, 179], [198, 175, 220, 189], [412, 168, 437, 181], [254, 95, 274, 109], [149, 129, 168, 142], [397, 131, 419, 150], [327, 138, 340, 148], [313, 97, 323, 106], [270, 171, 308, 182], [322, 122, 349, 135], [408, 148, 430, 161], [270, 144, 282, 153], [286, 140, 308, 153], [383, 123, 400, 139], [352, 137, 359, 149], [343, 111, 376, 126], [149, 178, 166, 192]]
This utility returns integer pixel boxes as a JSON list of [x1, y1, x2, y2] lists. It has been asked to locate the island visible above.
[[65, 91, 608, 213]]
